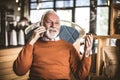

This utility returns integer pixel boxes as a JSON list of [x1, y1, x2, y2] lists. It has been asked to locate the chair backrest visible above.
[[25, 20, 86, 52]]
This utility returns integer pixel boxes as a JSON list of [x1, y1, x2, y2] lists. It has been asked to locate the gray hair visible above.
[[40, 10, 59, 26]]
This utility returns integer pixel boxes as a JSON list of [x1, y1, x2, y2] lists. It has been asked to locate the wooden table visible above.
[[93, 35, 120, 76]]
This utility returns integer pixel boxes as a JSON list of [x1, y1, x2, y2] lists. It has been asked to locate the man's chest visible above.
[[33, 46, 71, 65]]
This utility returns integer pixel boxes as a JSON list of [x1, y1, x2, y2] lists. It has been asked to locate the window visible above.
[[97, 0, 108, 5], [76, 0, 90, 6], [31, 0, 37, 2], [96, 7, 109, 35], [56, 10, 72, 21], [75, 8, 90, 33], [56, 0, 73, 8], [30, 9, 53, 23], [96, 0, 110, 35], [30, 0, 90, 32], [30, 0, 110, 35], [30, 3, 37, 9], [40, 2, 54, 8]]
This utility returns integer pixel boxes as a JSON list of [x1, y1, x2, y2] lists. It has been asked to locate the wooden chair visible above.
[[101, 46, 120, 79]]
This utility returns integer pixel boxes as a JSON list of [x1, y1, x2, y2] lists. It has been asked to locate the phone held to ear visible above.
[[39, 22, 46, 38]]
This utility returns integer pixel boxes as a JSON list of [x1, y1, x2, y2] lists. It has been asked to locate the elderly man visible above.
[[13, 10, 93, 80]]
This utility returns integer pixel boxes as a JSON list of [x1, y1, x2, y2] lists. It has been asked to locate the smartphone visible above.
[[39, 15, 47, 37]]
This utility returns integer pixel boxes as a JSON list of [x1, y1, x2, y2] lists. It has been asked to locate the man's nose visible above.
[[51, 22, 55, 27]]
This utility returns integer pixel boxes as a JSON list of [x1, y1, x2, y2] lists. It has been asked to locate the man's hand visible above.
[[29, 26, 46, 45], [84, 34, 93, 57]]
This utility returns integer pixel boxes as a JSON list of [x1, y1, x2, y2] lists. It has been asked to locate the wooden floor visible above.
[[0, 47, 29, 80]]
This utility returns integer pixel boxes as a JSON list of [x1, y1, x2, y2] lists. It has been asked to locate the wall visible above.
[[0, 0, 20, 20], [0, 0, 29, 21]]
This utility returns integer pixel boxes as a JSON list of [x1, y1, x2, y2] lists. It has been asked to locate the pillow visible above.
[[59, 25, 80, 43]]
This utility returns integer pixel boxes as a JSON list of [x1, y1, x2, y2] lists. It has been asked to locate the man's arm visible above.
[[70, 34, 93, 80], [13, 25, 46, 76], [70, 47, 91, 80], [13, 43, 33, 76]]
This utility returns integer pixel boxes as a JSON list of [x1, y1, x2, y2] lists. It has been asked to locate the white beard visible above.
[[46, 27, 59, 39]]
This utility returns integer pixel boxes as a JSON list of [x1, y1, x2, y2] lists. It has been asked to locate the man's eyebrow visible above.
[[46, 19, 59, 22], [46, 19, 52, 21]]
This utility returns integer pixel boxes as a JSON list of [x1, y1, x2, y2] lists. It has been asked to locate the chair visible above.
[[101, 46, 120, 79]]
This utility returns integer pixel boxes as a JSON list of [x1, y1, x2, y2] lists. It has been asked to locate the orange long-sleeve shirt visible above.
[[13, 39, 91, 80]]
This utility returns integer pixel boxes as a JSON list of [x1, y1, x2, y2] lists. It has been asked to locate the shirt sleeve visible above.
[[70, 47, 91, 80], [13, 43, 33, 76]]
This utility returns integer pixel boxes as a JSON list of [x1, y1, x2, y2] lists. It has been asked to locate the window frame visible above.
[[29, 0, 110, 35]]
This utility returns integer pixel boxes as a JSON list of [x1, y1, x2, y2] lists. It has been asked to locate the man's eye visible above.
[[55, 22, 59, 24], [47, 21, 51, 23]]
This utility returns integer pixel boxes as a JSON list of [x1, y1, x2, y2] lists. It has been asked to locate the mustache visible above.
[[45, 27, 59, 39], [47, 27, 58, 32]]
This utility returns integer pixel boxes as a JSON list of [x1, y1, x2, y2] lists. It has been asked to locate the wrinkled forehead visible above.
[[44, 12, 60, 21]]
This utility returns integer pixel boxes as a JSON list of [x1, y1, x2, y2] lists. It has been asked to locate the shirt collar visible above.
[[42, 36, 60, 41]]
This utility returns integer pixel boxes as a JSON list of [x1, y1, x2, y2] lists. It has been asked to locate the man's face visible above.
[[43, 13, 60, 39]]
